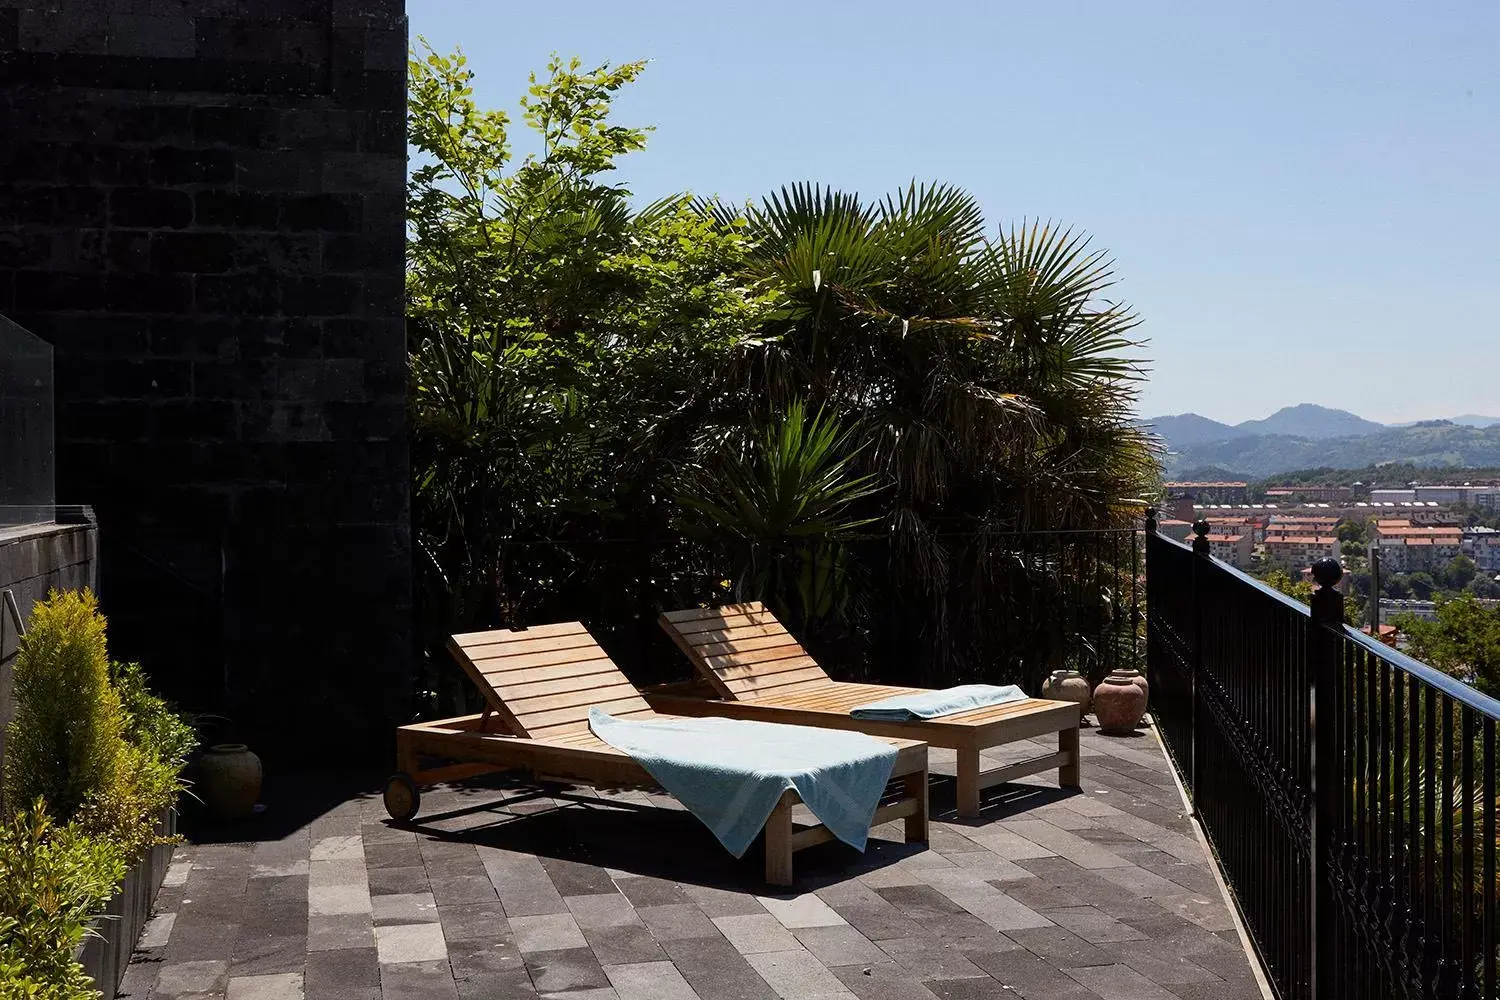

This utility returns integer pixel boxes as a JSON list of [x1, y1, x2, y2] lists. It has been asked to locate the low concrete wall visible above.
[[0, 517, 98, 774], [75, 811, 176, 998]]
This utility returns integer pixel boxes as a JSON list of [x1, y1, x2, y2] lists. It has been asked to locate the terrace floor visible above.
[[120, 726, 1267, 1000]]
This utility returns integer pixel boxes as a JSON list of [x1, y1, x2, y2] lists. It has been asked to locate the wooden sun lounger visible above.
[[384, 621, 929, 886], [646, 603, 1082, 818]]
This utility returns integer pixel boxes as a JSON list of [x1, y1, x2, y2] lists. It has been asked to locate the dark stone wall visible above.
[[0, 0, 411, 761]]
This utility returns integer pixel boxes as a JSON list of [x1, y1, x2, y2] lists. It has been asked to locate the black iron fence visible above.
[[417, 528, 1144, 717], [1147, 516, 1499, 1000]]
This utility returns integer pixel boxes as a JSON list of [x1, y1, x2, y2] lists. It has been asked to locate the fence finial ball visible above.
[[1192, 519, 1210, 538], [1311, 557, 1343, 589]]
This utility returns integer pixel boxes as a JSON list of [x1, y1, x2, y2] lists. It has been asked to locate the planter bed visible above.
[[74, 810, 176, 998]]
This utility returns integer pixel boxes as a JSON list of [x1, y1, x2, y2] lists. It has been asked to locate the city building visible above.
[[1166, 481, 1249, 503], [1206, 533, 1253, 568], [1371, 521, 1464, 572], [1464, 527, 1500, 574], [1263, 534, 1340, 571], [1264, 485, 1352, 503], [1371, 484, 1500, 507]]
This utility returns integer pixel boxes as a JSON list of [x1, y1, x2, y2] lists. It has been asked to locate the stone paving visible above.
[[120, 727, 1267, 1000]]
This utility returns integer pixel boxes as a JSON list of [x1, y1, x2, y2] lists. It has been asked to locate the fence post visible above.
[[1308, 557, 1344, 1000], [1189, 519, 1210, 807]]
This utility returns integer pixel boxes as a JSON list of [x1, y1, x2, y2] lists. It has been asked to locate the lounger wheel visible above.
[[383, 772, 420, 821]]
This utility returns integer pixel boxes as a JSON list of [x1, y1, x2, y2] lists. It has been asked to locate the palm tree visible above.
[[697, 183, 1156, 684]]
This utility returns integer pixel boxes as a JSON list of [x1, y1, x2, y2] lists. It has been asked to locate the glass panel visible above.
[[0, 313, 55, 526]]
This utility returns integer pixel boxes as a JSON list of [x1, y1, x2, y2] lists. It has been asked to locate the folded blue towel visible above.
[[588, 708, 898, 858], [850, 684, 1029, 721]]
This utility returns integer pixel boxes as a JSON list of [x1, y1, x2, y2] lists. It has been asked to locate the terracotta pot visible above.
[[1041, 669, 1092, 715], [1093, 669, 1148, 735], [196, 743, 262, 820]]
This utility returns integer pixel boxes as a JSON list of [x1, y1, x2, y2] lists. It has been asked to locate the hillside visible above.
[[1140, 413, 1246, 447], [1162, 422, 1500, 478], [1233, 403, 1386, 439]]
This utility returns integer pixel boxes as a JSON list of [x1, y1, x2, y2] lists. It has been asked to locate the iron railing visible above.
[[417, 528, 1144, 717], [1147, 514, 1499, 1000]]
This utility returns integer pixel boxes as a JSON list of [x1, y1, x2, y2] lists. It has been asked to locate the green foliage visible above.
[[0, 802, 126, 1000], [1258, 568, 1365, 626], [405, 47, 1156, 696], [1443, 555, 1477, 591], [1395, 593, 1500, 698], [679, 402, 878, 620], [1337, 519, 1368, 545], [1469, 575, 1500, 599], [0, 596, 192, 996], [4, 591, 124, 823], [86, 662, 196, 862], [1408, 571, 1436, 601]]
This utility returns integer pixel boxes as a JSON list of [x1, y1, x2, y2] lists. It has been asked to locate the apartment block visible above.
[[1206, 533, 1253, 568], [1166, 481, 1249, 503], [1263, 534, 1340, 571]]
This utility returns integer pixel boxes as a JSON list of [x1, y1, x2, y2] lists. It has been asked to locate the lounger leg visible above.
[[396, 732, 419, 780], [765, 792, 795, 887], [1059, 724, 1081, 788], [957, 747, 982, 818], [903, 767, 929, 843]]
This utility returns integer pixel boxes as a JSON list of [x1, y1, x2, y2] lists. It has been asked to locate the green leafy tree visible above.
[[0, 803, 127, 1000], [3, 591, 124, 822], [1383, 574, 1412, 599], [1408, 571, 1436, 601], [405, 47, 1157, 692], [1394, 594, 1500, 697], [406, 44, 771, 695], [1469, 575, 1500, 599], [1443, 554, 1477, 591]]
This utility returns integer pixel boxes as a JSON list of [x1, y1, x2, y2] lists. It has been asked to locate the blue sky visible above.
[[408, 1, 1498, 425]]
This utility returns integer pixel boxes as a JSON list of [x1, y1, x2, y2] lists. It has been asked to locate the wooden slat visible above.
[[461, 631, 604, 660], [519, 694, 651, 731], [703, 647, 811, 671], [725, 667, 835, 697], [974, 750, 1073, 789], [505, 682, 642, 714], [471, 646, 616, 672], [479, 658, 616, 683], [692, 633, 808, 659], [498, 670, 636, 701], [683, 622, 790, 646], [674, 612, 785, 636], [660, 602, 766, 624], [790, 798, 919, 850], [452, 621, 589, 644]]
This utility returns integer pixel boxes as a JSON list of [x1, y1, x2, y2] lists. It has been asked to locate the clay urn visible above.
[[1041, 669, 1092, 715], [1093, 669, 1148, 735], [196, 743, 262, 821]]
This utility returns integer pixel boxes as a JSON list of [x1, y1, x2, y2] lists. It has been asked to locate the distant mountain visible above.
[[1233, 404, 1386, 440], [1162, 422, 1500, 478], [1451, 414, 1500, 428], [1138, 413, 1247, 448]]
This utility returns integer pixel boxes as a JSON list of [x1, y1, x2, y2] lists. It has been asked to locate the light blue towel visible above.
[[850, 684, 1028, 721], [588, 708, 898, 858]]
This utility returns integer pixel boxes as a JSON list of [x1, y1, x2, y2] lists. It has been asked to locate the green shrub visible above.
[[111, 661, 196, 773], [0, 801, 126, 1000], [81, 663, 197, 861], [3, 591, 125, 822]]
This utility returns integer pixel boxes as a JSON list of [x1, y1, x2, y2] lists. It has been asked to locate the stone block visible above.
[[110, 186, 193, 228], [150, 231, 237, 273], [109, 13, 196, 58]]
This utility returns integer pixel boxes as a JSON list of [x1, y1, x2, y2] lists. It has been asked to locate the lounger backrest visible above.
[[447, 623, 654, 739], [658, 602, 833, 701]]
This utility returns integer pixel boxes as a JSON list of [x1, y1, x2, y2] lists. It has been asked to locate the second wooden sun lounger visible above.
[[646, 603, 1082, 818], [383, 621, 929, 885]]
